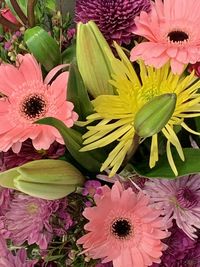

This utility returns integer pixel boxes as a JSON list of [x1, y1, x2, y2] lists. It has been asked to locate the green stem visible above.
[[120, 134, 140, 171], [10, 0, 27, 25], [27, 0, 37, 27]]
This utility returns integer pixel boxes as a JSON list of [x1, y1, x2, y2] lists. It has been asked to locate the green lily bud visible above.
[[134, 93, 177, 138], [76, 21, 114, 97], [24, 26, 61, 71], [0, 159, 85, 200]]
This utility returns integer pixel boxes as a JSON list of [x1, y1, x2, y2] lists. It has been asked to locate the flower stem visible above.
[[27, 0, 37, 27], [120, 134, 140, 171]]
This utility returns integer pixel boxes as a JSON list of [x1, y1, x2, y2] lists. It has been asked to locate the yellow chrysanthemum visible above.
[[80, 43, 200, 177]]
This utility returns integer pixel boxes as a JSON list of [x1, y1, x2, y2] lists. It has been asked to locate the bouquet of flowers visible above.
[[0, 0, 200, 266]]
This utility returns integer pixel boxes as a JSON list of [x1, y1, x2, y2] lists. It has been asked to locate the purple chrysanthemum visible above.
[[0, 235, 37, 267], [151, 223, 197, 267], [75, 0, 151, 44], [144, 175, 200, 239], [0, 139, 65, 172], [0, 194, 70, 249]]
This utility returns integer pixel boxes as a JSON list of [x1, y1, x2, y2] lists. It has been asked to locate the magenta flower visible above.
[[144, 175, 200, 239], [0, 139, 65, 172], [188, 62, 200, 77], [75, 0, 151, 44], [82, 180, 102, 197], [0, 235, 36, 267]]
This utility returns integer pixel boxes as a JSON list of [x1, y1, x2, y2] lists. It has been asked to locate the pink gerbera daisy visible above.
[[130, 0, 200, 74], [77, 181, 168, 267], [0, 54, 78, 153]]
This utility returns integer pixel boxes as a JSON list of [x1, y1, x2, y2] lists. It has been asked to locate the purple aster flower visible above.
[[0, 235, 37, 267], [0, 194, 68, 249], [0, 139, 65, 172], [75, 0, 151, 44], [4, 41, 12, 50], [144, 175, 200, 239], [82, 180, 102, 197]]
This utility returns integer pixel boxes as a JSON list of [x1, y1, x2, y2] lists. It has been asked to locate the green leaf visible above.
[[45, 0, 56, 10], [195, 117, 200, 132], [36, 117, 106, 173], [133, 148, 200, 178], [67, 59, 93, 120], [62, 42, 76, 64], [5, 0, 27, 17], [24, 26, 61, 71]]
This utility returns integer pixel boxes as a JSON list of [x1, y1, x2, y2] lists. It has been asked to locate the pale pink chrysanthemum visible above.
[[130, 0, 200, 74], [144, 175, 200, 240], [0, 54, 78, 153], [0, 235, 37, 267], [77, 181, 168, 267], [0, 193, 62, 249]]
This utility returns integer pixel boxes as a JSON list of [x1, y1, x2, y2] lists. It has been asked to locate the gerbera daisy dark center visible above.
[[167, 31, 189, 43], [111, 218, 132, 239], [176, 186, 198, 209], [21, 94, 47, 120]]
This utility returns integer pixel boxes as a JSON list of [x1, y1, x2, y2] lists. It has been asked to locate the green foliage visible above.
[[24, 26, 61, 71], [133, 148, 200, 178]]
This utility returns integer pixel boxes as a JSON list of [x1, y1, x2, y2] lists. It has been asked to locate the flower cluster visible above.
[[1, 0, 200, 266]]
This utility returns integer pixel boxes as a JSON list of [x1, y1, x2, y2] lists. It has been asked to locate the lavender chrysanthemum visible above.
[[0, 235, 36, 267], [0, 194, 69, 249], [75, 0, 151, 44], [144, 175, 200, 239]]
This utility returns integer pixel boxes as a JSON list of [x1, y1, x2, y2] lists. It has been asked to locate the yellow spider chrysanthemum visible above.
[[80, 42, 200, 177]]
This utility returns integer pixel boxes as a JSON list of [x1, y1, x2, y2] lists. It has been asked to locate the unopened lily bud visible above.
[[134, 93, 177, 138], [76, 21, 114, 97], [0, 159, 85, 200]]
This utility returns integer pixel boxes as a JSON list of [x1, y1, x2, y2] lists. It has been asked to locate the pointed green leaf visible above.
[[133, 148, 200, 178], [67, 59, 93, 120], [36, 117, 106, 172], [24, 26, 61, 71]]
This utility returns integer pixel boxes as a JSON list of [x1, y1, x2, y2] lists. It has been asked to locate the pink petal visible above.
[[0, 64, 24, 95], [17, 54, 43, 82], [44, 64, 69, 84], [170, 59, 184, 74], [11, 141, 22, 153]]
